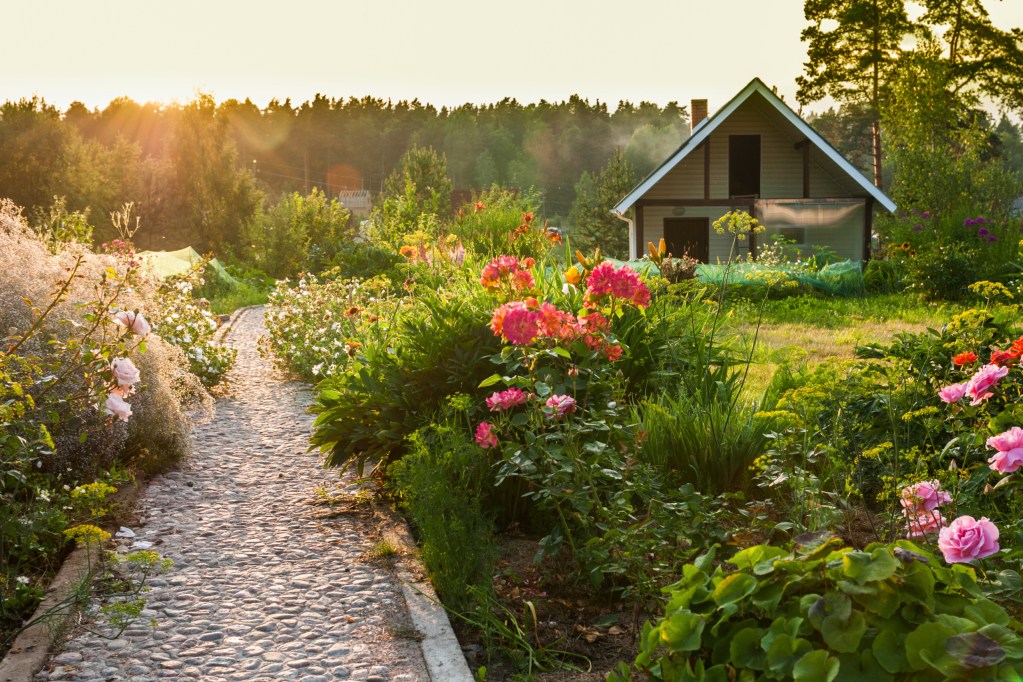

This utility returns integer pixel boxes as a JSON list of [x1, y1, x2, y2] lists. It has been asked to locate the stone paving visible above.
[[37, 308, 429, 682]]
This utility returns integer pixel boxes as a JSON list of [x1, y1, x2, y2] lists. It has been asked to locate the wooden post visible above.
[[863, 197, 874, 262]]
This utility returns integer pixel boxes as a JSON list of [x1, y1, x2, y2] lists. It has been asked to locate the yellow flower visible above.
[[564, 265, 582, 285], [64, 524, 111, 546]]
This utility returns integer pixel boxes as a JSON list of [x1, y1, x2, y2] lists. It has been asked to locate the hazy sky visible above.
[[4, 0, 1023, 115]]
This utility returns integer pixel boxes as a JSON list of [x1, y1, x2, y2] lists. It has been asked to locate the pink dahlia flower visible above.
[[938, 515, 999, 563], [987, 426, 1023, 474]]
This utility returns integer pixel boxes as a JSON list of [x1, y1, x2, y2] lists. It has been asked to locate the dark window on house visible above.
[[729, 135, 761, 197], [779, 227, 806, 244]]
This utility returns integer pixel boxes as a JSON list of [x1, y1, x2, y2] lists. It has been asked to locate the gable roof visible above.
[[613, 78, 897, 214]]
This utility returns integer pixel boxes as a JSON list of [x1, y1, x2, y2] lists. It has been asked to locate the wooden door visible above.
[[663, 217, 710, 262]]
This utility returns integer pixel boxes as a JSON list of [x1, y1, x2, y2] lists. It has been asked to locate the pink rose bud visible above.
[[937, 382, 967, 404]]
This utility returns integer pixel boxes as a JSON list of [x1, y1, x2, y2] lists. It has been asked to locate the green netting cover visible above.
[[694, 260, 864, 296], [139, 247, 240, 287]]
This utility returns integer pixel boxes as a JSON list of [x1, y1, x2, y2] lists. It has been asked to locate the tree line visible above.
[[0, 93, 689, 254]]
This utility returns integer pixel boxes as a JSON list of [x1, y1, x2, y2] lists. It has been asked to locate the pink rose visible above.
[[486, 388, 528, 412], [545, 394, 577, 419], [906, 510, 946, 539], [937, 515, 999, 563], [987, 426, 1023, 474], [900, 480, 951, 513], [475, 422, 498, 449], [104, 393, 133, 421], [110, 357, 141, 387], [964, 364, 1009, 406], [938, 382, 967, 404], [112, 310, 151, 336]]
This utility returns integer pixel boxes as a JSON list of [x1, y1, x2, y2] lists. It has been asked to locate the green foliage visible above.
[[246, 188, 353, 278], [29, 196, 94, 252], [570, 148, 636, 258], [388, 416, 497, 611], [612, 539, 1023, 681]]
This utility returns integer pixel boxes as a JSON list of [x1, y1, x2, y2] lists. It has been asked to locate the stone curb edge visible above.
[[377, 507, 475, 682], [0, 480, 144, 682], [213, 304, 259, 345]]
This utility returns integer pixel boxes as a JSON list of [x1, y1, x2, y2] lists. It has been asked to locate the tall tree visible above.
[[797, 0, 912, 189], [570, 149, 637, 258]]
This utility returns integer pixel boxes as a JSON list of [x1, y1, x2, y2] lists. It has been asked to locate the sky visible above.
[[4, 0, 1023, 117]]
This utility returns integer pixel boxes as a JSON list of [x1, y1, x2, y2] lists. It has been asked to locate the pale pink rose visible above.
[[906, 510, 947, 539], [104, 393, 133, 421], [987, 426, 1023, 474], [938, 382, 967, 404], [475, 422, 498, 449], [110, 357, 141, 387], [937, 515, 999, 563], [900, 480, 951, 513], [964, 364, 1009, 406], [545, 394, 577, 419], [112, 310, 151, 336]]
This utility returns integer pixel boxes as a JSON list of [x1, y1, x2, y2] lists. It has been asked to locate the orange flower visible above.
[[564, 265, 582, 285], [344, 305, 362, 318], [475, 201, 486, 211], [1010, 337, 1023, 357], [399, 245, 416, 259], [522, 212, 534, 224], [547, 231, 563, 245], [952, 351, 978, 366]]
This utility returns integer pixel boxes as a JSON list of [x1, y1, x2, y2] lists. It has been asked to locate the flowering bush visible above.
[[150, 263, 236, 387]]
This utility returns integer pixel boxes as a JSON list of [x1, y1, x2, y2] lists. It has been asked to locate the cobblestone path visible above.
[[39, 308, 428, 682]]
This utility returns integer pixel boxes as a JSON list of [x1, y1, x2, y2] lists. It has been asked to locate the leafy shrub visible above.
[[611, 538, 1023, 681], [862, 257, 903, 294], [388, 411, 497, 611], [246, 188, 353, 278]]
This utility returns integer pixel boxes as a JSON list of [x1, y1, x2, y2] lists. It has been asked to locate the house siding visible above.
[[638, 92, 868, 261]]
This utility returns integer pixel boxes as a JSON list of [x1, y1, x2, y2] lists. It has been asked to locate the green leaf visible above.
[[712, 573, 758, 606], [821, 610, 867, 654], [793, 650, 839, 682], [842, 547, 898, 584], [730, 545, 789, 572], [905, 622, 955, 671], [659, 611, 705, 653], [551, 346, 571, 359], [533, 381, 551, 397], [873, 626, 911, 674], [946, 632, 1005, 668], [478, 373, 502, 388], [808, 593, 851, 630], [730, 627, 766, 669]]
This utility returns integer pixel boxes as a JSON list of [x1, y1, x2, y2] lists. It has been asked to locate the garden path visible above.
[[37, 307, 428, 682]]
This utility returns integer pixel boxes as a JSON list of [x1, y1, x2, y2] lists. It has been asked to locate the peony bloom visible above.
[[486, 388, 529, 412], [475, 422, 498, 449], [952, 351, 978, 366], [545, 394, 577, 419], [585, 262, 650, 309], [900, 480, 951, 514], [965, 364, 1010, 405], [987, 426, 1023, 474], [104, 393, 132, 421], [112, 310, 151, 336], [906, 511, 947, 539], [110, 357, 141, 387], [512, 269, 536, 291], [938, 515, 999, 563], [938, 382, 968, 404]]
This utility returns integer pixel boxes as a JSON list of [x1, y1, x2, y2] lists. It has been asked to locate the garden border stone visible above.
[[376, 505, 475, 682], [0, 480, 142, 682]]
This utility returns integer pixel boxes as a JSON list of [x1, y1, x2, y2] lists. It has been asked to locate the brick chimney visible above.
[[691, 99, 708, 131]]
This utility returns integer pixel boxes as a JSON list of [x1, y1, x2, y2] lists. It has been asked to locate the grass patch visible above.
[[204, 282, 269, 315]]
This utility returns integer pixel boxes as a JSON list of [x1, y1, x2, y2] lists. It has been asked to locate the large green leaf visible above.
[[712, 573, 758, 606], [842, 547, 898, 584], [659, 611, 705, 653], [793, 649, 840, 682], [821, 611, 867, 653], [730, 627, 767, 670], [946, 632, 1006, 668], [905, 622, 955, 671]]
